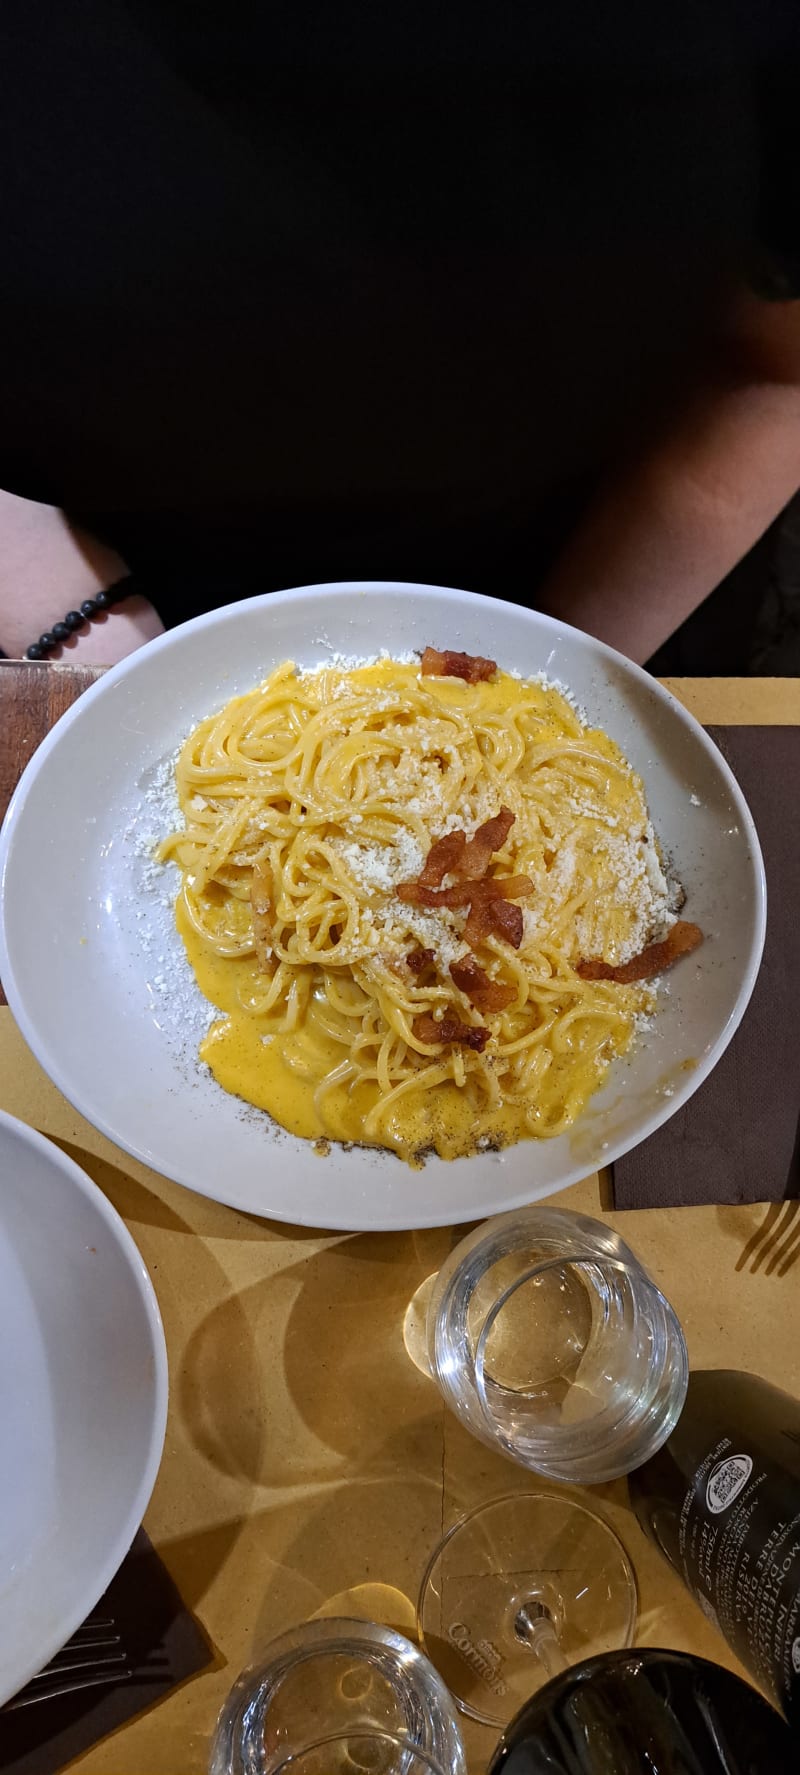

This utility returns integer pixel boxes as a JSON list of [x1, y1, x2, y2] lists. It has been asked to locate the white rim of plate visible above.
[[0, 583, 768, 1226], [0, 1107, 169, 1705]]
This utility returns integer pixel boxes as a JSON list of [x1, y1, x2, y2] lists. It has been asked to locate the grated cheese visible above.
[[388, 903, 468, 973], [336, 829, 425, 892]]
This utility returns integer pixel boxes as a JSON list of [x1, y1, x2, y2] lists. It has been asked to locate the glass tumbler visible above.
[[209, 1617, 466, 1775], [424, 1205, 688, 1484], [247, 1733, 453, 1775]]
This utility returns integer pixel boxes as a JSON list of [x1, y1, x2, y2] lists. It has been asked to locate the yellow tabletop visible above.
[[1, 679, 798, 1773]]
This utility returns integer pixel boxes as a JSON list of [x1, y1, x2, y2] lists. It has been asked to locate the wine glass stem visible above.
[[513, 1605, 568, 1680]]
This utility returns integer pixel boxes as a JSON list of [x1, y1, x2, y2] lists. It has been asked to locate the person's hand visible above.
[[0, 488, 164, 662]]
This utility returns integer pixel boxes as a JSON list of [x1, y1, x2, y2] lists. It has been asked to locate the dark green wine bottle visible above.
[[629, 1369, 800, 1723], [487, 1648, 795, 1773]]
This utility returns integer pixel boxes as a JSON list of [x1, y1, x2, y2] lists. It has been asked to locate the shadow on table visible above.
[[246, 1470, 444, 1652], [49, 1136, 194, 1234], [46, 1133, 341, 1244], [178, 1227, 462, 1486], [726, 1200, 800, 1278], [155, 1473, 445, 1674]]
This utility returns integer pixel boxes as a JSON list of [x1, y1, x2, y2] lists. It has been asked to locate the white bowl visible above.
[[0, 583, 765, 1231], [0, 1110, 168, 1706]]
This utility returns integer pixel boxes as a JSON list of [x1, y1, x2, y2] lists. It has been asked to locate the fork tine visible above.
[[67, 1617, 117, 1638], [23, 1650, 129, 1683], [0, 1622, 177, 1715], [22, 1616, 121, 1681], [3, 1667, 133, 1711], [54, 1630, 123, 1654]]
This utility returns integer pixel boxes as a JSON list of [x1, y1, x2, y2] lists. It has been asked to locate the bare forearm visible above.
[[0, 489, 164, 661], [542, 363, 800, 664]]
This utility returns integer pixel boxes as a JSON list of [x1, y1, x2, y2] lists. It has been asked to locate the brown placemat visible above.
[[0, 1531, 213, 1775], [613, 726, 800, 1209], [0, 661, 105, 1007]]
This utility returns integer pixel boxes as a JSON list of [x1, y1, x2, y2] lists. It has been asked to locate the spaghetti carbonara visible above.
[[158, 650, 697, 1163]]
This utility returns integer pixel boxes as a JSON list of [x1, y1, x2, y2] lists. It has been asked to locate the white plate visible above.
[[0, 1110, 167, 1706], [0, 583, 765, 1231]]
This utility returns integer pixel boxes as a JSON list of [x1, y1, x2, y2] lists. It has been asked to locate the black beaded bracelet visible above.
[[0, 576, 136, 662]]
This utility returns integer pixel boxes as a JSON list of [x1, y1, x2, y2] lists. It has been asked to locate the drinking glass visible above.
[[209, 1617, 466, 1775], [252, 1734, 451, 1775], [417, 1491, 637, 1729], [420, 1206, 688, 1484]]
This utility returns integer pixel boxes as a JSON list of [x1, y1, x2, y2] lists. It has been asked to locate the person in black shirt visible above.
[[1, 0, 799, 666]]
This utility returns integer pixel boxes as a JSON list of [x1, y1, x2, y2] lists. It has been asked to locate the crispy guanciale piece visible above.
[[399, 808, 528, 950], [397, 873, 533, 910], [450, 956, 516, 1012], [397, 881, 470, 908], [420, 647, 497, 683], [251, 855, 274, 970], [576, 919, 703, 985], [406, 947, 436, 974], [468, 874, 533, 904], [418, 830, 467, 888], [466, 898, 524, 949], [415, 1013, 489, 1052], [460, 807, 515, 879]]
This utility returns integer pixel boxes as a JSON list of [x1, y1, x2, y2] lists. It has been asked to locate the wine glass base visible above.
[[417, 1492, 637, 1728]]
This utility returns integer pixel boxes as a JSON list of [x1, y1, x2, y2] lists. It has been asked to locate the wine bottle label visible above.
[[705, 1454, 753, 1513], [677, 1432, 800, 1714]]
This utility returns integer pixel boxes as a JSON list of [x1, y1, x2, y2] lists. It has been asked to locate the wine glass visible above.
[[404, 1207, 683, 1726], [416, 1492, 637, 1729], [209, 1617, 466, 1775], [415, 1205, 688, 1484]]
